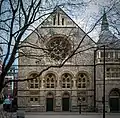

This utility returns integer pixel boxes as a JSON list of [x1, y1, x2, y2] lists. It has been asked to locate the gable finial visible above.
[[101, 8, 109, 31]]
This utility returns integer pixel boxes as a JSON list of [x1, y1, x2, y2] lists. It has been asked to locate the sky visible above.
[[28, 0, 120, 42], [70, 0, 120, 42], [0, 0, 120, 65]]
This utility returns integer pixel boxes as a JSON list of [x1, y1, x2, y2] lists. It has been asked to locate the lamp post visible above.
[[94, 50, 96, 112], [103, 45, 106, 118]]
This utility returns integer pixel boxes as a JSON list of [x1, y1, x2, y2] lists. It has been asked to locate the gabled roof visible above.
[[21, 6, 96, 45]]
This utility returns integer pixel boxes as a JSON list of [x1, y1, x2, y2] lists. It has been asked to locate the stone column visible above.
[[73, 79, 76, 88], [57, 79, 61, 88]]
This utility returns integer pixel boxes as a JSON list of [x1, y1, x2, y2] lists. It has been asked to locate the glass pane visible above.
[[78, 78, 81, 82], [51, 84, 54, 88], [35, 98, 38, 101], [62, 78, 65, 82], [67, 84, 70, 88], [35, 84, 38, 88], [83, 78, 86, 82], [51, 78, 54, 82], [62, 84, 65, 88], [30, 84, 34, 88], [67, 78, 70, 82], [82, 83, 86, 88], [30, 98, 33, 101], [47, 78, 49, 82], [47, 84, 50, 88], [78, 84, 81, 88], [80, 74, 84, 78]]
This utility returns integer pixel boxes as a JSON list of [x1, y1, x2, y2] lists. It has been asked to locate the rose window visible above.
[[47, 36, 71, 61]]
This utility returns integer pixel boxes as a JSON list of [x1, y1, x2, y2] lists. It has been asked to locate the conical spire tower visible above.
[[101, 9, 109, 31]]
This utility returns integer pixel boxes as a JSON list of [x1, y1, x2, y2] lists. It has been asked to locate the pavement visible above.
[[25, 112, 120, 118], [1, 110, 120, 118]]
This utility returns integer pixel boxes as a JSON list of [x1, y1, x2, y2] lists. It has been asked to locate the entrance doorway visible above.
[[62, 92, 70, 111], [46, 92, 54, 111], [109, 89, 120, 112]]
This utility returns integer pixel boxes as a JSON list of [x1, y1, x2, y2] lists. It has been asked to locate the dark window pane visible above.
[[35, 84, 38, 88], [35, 98, 38, 101], [78, 84, 81, 88], [30, 84, 34, 88], [67, 84, 70, 88], [30, 98, 33, 101], [47, 84, 50, 88], [82, 83, 86, 88], [62, 18, 64, 25], [62, 84, 65, 88], [51, 84, 54, 88]]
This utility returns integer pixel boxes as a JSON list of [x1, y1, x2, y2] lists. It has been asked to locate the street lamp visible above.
[[103, 45, 106, 118]]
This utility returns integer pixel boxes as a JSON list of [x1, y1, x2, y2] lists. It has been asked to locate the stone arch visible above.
[[60, 71, 73, 88], [109, 88, 120, 96], [44, 71, 57, 88], [44, 71, 58, 78], [27, 71, 39, 78], [47, 34, 72, 44], [61, 71, 74, 78], [62, 91, 70, 98], [76, 71, 90, 88], [109, 88, 120, 112], [27, 71, 41, 89], [46, 91, 54, 98]]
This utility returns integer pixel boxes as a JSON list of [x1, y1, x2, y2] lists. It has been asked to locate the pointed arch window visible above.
[[76, 73, 90, 88], [61, 73, 73, 88], [28, 73, 41, 89], [45, 73, 56, 88]]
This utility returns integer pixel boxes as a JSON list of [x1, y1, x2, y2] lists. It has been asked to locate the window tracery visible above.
[[46, 36, 71, 61], [61, 73, 73, 88], [106, 67, 120, 78], [28, 73, 41, 89], [76, 73, 89, 88], [45, 73, 56, 88]]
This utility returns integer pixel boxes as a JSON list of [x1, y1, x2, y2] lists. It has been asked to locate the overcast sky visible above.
[[40, 0, 120, 42]]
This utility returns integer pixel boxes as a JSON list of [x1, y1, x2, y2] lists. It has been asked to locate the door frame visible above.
[[46, 92, 54, 111], [109, 89, 120, 112], [62, 92, 70, 111]]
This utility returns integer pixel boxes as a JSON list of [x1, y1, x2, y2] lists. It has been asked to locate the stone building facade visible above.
[[18, 7, 120, 112]]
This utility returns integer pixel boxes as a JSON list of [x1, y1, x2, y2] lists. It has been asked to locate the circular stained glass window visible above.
[[47, 36, 71, 61]]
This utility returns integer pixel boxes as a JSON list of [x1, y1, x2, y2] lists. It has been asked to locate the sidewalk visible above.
[[25, 111, 120, 115], [25, 111, 102, 115]]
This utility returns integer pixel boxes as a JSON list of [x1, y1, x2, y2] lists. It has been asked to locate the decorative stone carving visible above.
[[46, 36, 71, 61]]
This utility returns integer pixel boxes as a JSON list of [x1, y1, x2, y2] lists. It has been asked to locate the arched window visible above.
[[61, 73, 73, 88], [45, 73, 56, 88], [28, 73, 41, 89], [76, 73, 89, 88]]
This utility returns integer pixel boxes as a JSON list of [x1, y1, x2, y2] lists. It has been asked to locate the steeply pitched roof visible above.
[[97, 10, 120, 48], [22, 6, 96, 45], [101, 9, 109, 31]]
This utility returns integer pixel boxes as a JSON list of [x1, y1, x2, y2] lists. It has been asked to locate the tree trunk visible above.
[[0, 72, 6, 93]]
